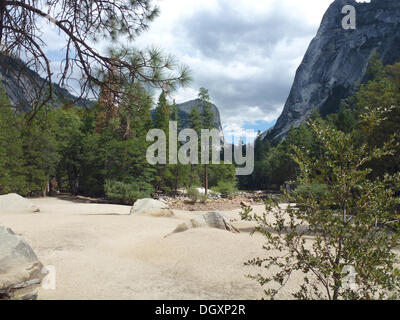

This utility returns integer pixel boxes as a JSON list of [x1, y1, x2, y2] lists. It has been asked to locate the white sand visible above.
[[0, 197, 302, 300]]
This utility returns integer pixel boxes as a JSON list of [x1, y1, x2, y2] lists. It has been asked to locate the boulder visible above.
[[0, 226, 44, 300], [202, 212, 239, 233], [0, 193, 40, 214], [165, 212, 239, 237], [130, 199, 174, 217]]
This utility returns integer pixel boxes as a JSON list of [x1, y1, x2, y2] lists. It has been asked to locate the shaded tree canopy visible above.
[[0, 0, 191, 117]]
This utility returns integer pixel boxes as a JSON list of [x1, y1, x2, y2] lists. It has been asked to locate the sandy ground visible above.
[[0, 197, 302, 300]]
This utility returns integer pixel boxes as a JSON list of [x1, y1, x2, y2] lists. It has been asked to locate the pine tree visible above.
[[188, 107, 202, 187], [199, 88, 214, 195], [169, 99, 188, 191], [0, 77, 25, 194], [153, 91, 173, 192], [20, 107, 59, 196]]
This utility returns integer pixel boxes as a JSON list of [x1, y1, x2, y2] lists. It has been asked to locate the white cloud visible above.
[[133, 0, 334, 135], [41, 0, 335, 136]]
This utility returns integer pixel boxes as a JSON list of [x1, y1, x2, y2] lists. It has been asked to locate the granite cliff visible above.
[[0, 55, 88, 110], [265, 0, 400, 142], [176, 99, 224, 134]]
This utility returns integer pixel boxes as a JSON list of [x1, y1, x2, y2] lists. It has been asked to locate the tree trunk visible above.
[[204, 164, 208, 195]]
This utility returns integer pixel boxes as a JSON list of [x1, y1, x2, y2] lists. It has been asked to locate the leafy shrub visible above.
[[241, 107, 400, 300], [186, 187, 200, 204], [296, 183, 328, 202], [212, 181, 237, 199], [199, 194, 208, 204], [105, 180, 154, 205]]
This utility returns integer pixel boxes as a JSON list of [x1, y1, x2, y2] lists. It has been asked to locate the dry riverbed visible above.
[[0, 197, 306, 300]]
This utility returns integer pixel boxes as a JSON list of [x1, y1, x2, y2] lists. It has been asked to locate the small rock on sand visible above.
[[240, 201, 251, 207], [0, 194, 40, 214], [130, 198, 174, 217]]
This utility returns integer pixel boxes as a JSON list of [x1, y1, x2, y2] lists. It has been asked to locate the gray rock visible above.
[[166, 212, 239, 237], [265, 0, 400, 142], [0, 55, 90, 111], [202, 212, 229, 231], [130, 198, 174, 217], [0, 226, 44, 300], [152, 98, 224, 144], [176, 99, 224, 137]]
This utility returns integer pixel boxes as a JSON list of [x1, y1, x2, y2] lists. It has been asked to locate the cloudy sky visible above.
[[44, 0, 336, 139], [133, 0, 335, 139]]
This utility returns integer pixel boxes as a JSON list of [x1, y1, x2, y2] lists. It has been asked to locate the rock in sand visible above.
[[130, 198, 174, 217], [0, 226, 44, 300], [165, 212, 239, 237], [0, 194, 40, 214]]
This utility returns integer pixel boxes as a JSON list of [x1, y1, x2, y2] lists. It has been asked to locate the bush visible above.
[[296, 183, 328, 202], [212, 181, 237, 199], [241, 107, 400, 300], [104, 180, 154, 205], [186, 187, 200, 204], [199, 194, 208, 204]]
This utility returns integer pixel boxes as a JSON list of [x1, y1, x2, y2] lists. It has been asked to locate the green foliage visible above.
[[199, 194, 208, 204], [243, 58, 400, 192], [241, 105, 400, 300], [212, 181, 238, 199], [198, 87, 211, 102], [208, 163, 237, 188], [189, 107, 202, 136], [154, 91, 170, 132], [296, 183, 328, 202], [104, 180, 154, 205], [0, 79, 25, 194], [20, 109, 59, 195], [187, 186, 200, 203]]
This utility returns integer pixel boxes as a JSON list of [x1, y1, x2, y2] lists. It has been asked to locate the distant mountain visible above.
[[176, 99, 223, 133], [0, 55, 89, 110], [1, 55, 225, 142], [264, 0, 400, 142], [151, 98, 225, 142]]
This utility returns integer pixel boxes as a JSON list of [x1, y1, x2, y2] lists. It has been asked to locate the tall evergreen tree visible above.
[[0, 77, 25, 194], [199, 88, 214, 195], [153, 91, 174, 192], [188, 107, 202, 187]]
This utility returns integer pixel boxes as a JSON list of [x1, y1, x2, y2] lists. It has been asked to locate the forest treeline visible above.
[[1, 56, 399, 202], [0, 78, 237, 203], [240, 56, 400, 192]]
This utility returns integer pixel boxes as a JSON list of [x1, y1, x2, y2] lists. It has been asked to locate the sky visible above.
[[43, 0, 336, 140], [134, 0, 335, 140]]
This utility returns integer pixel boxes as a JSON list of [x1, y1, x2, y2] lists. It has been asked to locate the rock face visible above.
[[130, 198, 174, 217], [265, 0, 400, 142], [152, 98, 225, 144], [0, 226, 44, 300], [0, 193, 40, 214], [176, 99, 224, 134], [0, 55, 90, 111]]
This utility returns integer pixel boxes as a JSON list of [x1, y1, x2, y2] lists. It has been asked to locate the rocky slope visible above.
[[264, 0, 400, 142], [0, 55, 88, 110], [1, 55, 224, 139]]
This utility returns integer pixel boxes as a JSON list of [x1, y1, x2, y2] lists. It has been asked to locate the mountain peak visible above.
[[264, 0, 400, 142]]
